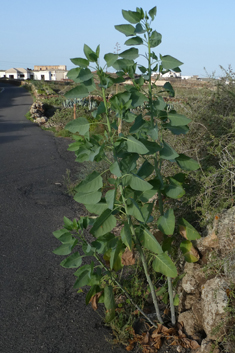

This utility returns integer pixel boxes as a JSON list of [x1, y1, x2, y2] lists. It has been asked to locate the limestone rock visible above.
[[178, 310, 201, 336], [201, 277, 229, 340], [199, 338, 220, 353]]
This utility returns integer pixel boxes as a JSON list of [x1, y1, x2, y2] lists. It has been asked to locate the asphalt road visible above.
[[0, 83, 125, 353]]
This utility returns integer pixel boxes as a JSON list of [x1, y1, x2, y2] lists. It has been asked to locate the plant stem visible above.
[[167, 277, 175, 325], [102, 88, 111, 134]]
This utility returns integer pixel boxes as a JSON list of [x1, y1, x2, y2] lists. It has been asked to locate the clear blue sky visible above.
[[1, 0, 235, 77]]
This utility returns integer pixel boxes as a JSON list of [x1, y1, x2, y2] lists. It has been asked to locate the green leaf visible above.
[[65, 117, 90, 135], [138, 65, 147, 73], [178, 218, 201, 240], [160, 141, 179, 160], [147, 126, 158, 140], [152, 253, 177, 277], [153, 96, 166, 111], [96, 44, 100, 58], [168, 112, 191, 126], [67, 68, 81, 80], [137, 227, 163, 254], [105, 189, 116, 210], [104, 286, 116, 322], [74, 190, 102, 204], [70, 57, 89, 67], [104, 53, 119, 67], [119, 153, 138, 174], [53, 240, 77, 255], [110, 239, 124, 270], [83, 44, 98, 62], [64, 85, 89, 99], [122, 9, 142, 24], [90, 209, 116, 237], [130, 91, 147, 107], [135, 23, 146, 34], [115, 24, 135, 36], [110, 161, 122, 178], [149, 6, 157, 21], [77, 68, 93, 82], [139, 139, 161, 154], [119, 48, 139, 60], [53, 228, 69, 239], [173, 294, 180, 306], [85, 202, 108, 215], [60, 252, 82, 268], [124, 36, 143, 46], [127, 200, 145, 223], [121, 222, 132, 250], [75, 171, 103, 194], [165, 178, 185, 199], [137, 160, 154, 179], [176, 154, 200, 171], [149, 31, 162, 48], [129, 114, 145, 133], [180, 240, 200, 263], [163, 82, 175, 97], [163, 124, 189, 135], [73, 264, 93, 289], [123, 174, 153, 192], [157, 209, 175, 235], [126, 136, 149, 154], [161, 55, 183, 70], [112, 58, 135, 70]]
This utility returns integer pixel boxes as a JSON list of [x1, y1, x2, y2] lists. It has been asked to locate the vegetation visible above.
[[52, 5, 203, 336]]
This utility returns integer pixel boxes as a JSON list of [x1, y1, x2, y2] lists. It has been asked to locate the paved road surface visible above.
[[0, 83, 124, 353]]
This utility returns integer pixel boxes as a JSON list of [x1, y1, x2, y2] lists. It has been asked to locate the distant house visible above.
[[0, 65, 68, 81], [152, 71, 181, 79], [4, 68, 33, 80]]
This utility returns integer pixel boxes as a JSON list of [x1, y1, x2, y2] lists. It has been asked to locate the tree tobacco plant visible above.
[[53, 6, 201, 326]]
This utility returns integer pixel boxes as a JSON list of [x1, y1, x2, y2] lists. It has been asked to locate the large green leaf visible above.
[[70, 57, 89, 67], [129, 114, 145, 133], [73, 264, 93, 289], [77, 68, 93, 82], [122, 9, 142, 24], [160, 141, 179, 160], [149, 31, 162, 48], [75, 171, 103, 194], [83, 44, 98, 62], [104, 286, 116, 322], [105, 189, 116, 210], [121, 222, 132, 250], [126, 136, 149, 154], [163, 124, 189, 135], [178, 218, 201, 240], [119, 48, 139, 60], [90, 209, 116, 237], [65, 117, 90, 135], [129, 174, 153, 191], [74, 190, 102, 204], [115, 24, 135, 36], [112, 58, 135, 70], [139, 139, 161, 154], [127, 200, 145, 222], [64, 85, 89, 99], [152, 253, 177, 277], [53, 239, 77, 256], [164, 178, 185, 199], [60, 252, 82, 268], [119, 153, 139, 174], [180, 240, 200, 263], [67, 68, 81, 80], [85, 202, 108, 215], [163, 82, 175, 97], [168, 112, 191, 126], [137, 227, 163, 254], [110, 239, 124, 271], [110, 161, 122, 177], [104, 53, 119, 67], [176, 154, 200, 171], [124, 36, 143, 46], [148, 6, 157, 20], [137, 160, 154, 179], [130, 91, 147, 107], [53, 228, 70, 239], [161, 55, 183, 70], [157, 208, 175, 235]]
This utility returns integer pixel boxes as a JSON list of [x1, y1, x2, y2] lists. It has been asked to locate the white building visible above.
[[0, 66, 68, 81]]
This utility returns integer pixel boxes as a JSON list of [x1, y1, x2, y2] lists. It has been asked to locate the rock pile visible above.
[[30, 101, 48, 125], [177, 207, 235, 353]]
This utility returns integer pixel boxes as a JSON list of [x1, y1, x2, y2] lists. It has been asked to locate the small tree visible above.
[[53, 6, 201, 326]]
